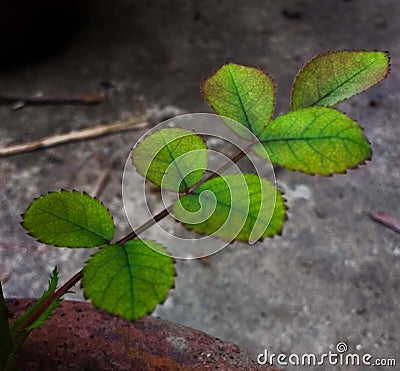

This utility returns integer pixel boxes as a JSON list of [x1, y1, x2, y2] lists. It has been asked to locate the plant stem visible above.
[[51, 271, 84, 304], [117, 205, 173, 245], [193, 147, 249, 187], [118, 141, 253, 246], [16, 272, 83, 331], [0, 281, 12, 371], [2, 272, 84, 368], [23, 142, 256, 324], [50, 206, 174, 300]]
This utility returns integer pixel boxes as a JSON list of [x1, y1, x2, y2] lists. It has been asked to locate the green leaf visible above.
[[291, 50, 390, 109], [11, 268, 60, 333], [201, 63, 276, 136], [173, 174, 285, 243], [22, 190, 114, 248], [132, 128, 207, 192], [83, 240, 175, 320], [8, 268, 61, 366], [256, 107, 371, 175]]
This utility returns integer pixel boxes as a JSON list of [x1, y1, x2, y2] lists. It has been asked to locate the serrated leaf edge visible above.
[[200, 62, 277, 133], [260, 109, 372, 176], [291, 50, 391, 109], [10, 267, 60, 333], [82, 240, 176, 320], [131, 127, 208, 193], [21, 189, 115, 248], [175, 179, 288, 243]]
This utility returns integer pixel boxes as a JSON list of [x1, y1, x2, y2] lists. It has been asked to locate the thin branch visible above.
[[13, 271, 84, 335], [117, 206, 173, 245], [0, 116, 149, 158], [49, 206, 173, 303], [0, 92, 104, 106], [91, 158, 120, 199], [17, 135, 258, 335], [118, 142, 253, 245], [4, 271, 84, 369]]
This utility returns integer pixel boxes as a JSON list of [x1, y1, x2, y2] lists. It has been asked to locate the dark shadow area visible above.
[[0, 0, 90, 69]]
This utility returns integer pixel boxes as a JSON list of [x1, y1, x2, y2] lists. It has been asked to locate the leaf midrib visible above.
[[227, 64, 254, 133], [159, 132, 202, 192], [311, 58, 378, 106], [191, 187, 269, 224], [34, 206, 109, 242], [261, 135, 368, 147], [122, 245, 135, 319]]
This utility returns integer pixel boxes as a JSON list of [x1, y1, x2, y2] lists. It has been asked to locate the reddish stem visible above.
[[21, 142, 256, 328], [17, 272, 83, 331]]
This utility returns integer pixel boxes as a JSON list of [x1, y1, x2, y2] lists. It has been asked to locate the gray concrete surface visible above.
[[0, 1, 399, 370]]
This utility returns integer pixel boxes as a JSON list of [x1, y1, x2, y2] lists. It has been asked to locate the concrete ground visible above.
[[1, 1, 399, 370]]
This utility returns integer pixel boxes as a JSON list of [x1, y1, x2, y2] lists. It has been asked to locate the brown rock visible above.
[[7, 299, 279, 370]]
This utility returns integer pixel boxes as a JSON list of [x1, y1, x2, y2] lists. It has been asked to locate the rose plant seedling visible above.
[[0, 50, 390, 370]]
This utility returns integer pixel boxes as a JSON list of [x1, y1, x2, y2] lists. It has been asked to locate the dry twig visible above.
[[0, 92, 104, 108], [0, 116, 148, 158], [91, 158, 120, 199]]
